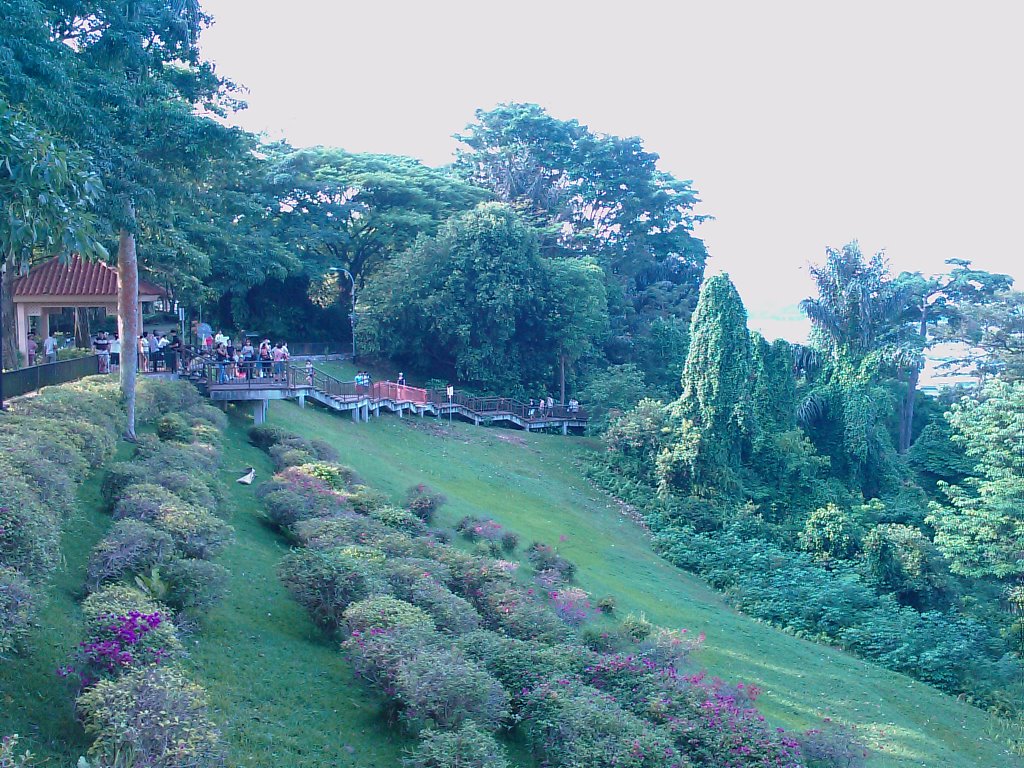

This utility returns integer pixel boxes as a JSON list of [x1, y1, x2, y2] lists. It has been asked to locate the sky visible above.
[[200, 0, 1023, 342]]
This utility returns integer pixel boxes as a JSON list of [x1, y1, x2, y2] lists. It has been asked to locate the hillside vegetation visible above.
[[257, 399, 1019, 768]]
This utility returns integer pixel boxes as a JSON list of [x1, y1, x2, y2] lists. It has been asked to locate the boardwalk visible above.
[[192, 362, 587, 434]]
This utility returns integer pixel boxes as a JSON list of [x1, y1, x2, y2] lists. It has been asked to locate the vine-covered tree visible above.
[[657, 274, 751, 493]]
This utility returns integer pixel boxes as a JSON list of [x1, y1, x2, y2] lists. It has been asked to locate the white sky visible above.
[[200, 0, 1023, 342]]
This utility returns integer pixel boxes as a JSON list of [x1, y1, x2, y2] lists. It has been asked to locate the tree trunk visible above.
[[118, 212, 139, 441], [74, 307, 91, 348], [898, 302, 929, 453], [1, 261, 17, 372]]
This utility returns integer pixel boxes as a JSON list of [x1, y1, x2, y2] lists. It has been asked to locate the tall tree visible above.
[[35, 0, 252, 438], [926, 381, 1024, 579], [261, 147, 487, 334], [657, 274, 751, 493], [0, 101, 106, 388], [455, 103, 709, 360], [892, 261, 1012, 451]]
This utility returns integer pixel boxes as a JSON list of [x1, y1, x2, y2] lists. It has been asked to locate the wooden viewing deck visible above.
[[190, 362, 587, 433]]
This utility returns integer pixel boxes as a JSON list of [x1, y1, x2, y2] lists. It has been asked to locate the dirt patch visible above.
[[495, 433, 529, 447]]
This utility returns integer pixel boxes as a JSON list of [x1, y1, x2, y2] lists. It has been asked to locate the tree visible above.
[[893, 261, 1012, 452], [455, 104, 709, 361], [657, 274, 751, 493], [938, 288, 1024, 383], [359, 203, 548, 393], [542, 257, 608, 402], [926, 381, 1024, 579], [800, 242, 910, 361], [0, 101, 107, 387], [34, 0, 253, 438], [260, 147, 487, 337]]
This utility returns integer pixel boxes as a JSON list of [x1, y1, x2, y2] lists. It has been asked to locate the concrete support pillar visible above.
[[15, 302, 29, 361], [398, 405, 404, 418], [253, 399, 269, 425], [473, 416, 480, 426], [373, 405, 380, 418], [562, 423, 568, 435], [351, 406, 359, 422], [418, 407, 424, 418], [361, 404, 369, 422], [297, 393, 306, 408]]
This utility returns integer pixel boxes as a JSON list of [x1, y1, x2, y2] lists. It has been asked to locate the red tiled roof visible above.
[[12, 255, 166, 298]]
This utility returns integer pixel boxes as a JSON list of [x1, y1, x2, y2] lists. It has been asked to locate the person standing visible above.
[[93, 331, 111, 373], [149, 332, 162, 372], [397, 372, 406, 387], [43, 330, 58, 364], [26, 333, 37, 366], [138, 333, 149, 372], [305, 359, 314, 386], [166, 334, 182, 374], [241, 338, 255, 378], [109, 334, 121, 371]]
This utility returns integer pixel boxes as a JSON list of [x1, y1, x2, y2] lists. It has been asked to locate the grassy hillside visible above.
[[260, 397, 1020, 768]]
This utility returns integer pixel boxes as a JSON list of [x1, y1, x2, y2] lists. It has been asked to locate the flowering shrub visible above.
[[521, 678, 680, 768], [74, 586, 182, 684], [373, 506, 429, 535], [349, 485, 392, 515], [549, 586, 591, 626], [77, 665, 224, 767], [0, 567, 35, 656], [296, 461, 360, 491], [279, 548, 386, 632], [0, 733, 33, 768], [527, 542, 577, 581], [157, 413, 193, 443], [476, 583, 573, 643], [457, 517, 505, 549], [405, 484, 446, 523], [388, 570, 481, 634], [86, 519, 175, 589], [344, 596, 436, 634], [455, 630, 590, 708], [293, 515, 393, 551], [162, 558, 230, 617], [796, 722, 869, 768], [405, 723, 510, 768], [0, 475, 59, 577], [395, 646, 510, 731]]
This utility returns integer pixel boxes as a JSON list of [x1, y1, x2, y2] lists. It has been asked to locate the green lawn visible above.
[[261, 398, 1022, 768], [180, 407, 409, 767]]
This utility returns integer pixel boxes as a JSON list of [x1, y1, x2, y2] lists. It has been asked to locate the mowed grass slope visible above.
[[264, 398, 1021, 768]]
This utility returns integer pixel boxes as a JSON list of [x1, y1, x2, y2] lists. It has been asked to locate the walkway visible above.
[[191, 362, 588, 434]]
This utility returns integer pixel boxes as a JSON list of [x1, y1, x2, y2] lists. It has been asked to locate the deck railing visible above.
[[1, 355, 101, 398]]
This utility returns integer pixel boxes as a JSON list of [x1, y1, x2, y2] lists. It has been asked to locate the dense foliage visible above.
[[594, 258, 1024, 727]]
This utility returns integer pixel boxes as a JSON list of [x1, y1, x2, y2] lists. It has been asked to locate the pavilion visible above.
[[12, 255, 166, 361]]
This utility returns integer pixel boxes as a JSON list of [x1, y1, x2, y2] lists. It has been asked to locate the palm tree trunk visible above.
[[117, 205, 139, 441], [899, 302, 929, 453]]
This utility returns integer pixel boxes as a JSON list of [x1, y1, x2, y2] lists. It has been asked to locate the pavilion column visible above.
[[15, 303, 29, 362]]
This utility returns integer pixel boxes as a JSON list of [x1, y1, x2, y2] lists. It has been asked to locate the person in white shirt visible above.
[[109, 335, 121, 370], [43, 331, 58, 364]]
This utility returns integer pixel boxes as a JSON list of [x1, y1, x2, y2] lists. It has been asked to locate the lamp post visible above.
[[330, 267, 357, 362]]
